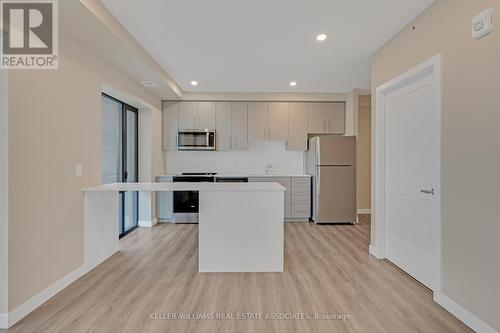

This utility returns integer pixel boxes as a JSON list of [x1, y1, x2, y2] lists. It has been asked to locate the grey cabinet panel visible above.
[[249, 176, 291, 218], [163, 102, 179, 151], [215, 102, 232, 151], [231, 102, 248, 150], [156, 177, 173, 220], [326, 102, 346, 134]]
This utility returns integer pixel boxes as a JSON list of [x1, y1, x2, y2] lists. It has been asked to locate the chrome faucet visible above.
[[265, 163, 273, 175]]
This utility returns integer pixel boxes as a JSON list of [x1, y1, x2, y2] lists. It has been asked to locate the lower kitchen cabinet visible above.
[[249, 176, 311, 222], [156, 176, 173, 220]]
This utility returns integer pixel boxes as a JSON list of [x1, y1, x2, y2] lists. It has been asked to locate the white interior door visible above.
[[385, 73, 440, 290]]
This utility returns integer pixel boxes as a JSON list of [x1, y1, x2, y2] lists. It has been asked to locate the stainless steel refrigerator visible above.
[[306, 136, 357, 224]]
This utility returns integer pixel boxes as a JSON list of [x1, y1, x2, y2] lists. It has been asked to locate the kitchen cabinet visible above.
[[231, 102, 248, 150], [162, 102, 179, 150], [249, 177, 291, 218], [215, 102, 232, 150], [215, 102, 248, 151], [307, 103, 327, 134], [326, 103, 345, 134], [197, 102, 216, 129], [156, 176, 173, 220], [248, 176, 311, 222], [287, 102, 308, 151], [178, 102, 197, 129], [307, 102, 346, 134], [248, 102, 268, 140], [268, 102, 289, 141], [290, 177, 311, 219], [178, 101, 215, 130], [248, 102, 289, 141]]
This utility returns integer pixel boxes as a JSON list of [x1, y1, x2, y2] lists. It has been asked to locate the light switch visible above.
[[76, 164, 83, 177], [472, 8, 494, 40]]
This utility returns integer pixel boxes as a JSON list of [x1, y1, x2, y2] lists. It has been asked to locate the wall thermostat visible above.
[[472, 8, 494, 40]]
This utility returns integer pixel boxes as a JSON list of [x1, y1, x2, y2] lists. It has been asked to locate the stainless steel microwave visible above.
[[177, 129, 216, 150]]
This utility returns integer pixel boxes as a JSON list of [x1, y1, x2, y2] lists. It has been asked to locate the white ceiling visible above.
[[100, 0, 434, 93]]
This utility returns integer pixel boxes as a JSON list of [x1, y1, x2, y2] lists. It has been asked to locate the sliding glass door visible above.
[[101, 94, 139, 238]]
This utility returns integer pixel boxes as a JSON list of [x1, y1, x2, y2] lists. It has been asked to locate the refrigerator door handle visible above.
[[316, 138, 321, 165]]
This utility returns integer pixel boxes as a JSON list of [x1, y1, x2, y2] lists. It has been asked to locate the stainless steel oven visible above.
[[177, 129, 216, 151], [172, 173, 216, 223]]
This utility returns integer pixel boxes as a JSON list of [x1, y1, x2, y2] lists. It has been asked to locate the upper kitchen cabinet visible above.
[[248, 102, 269, 140], [231, 102, 248, 150], [307, 102, 345, 134], [307, 103, 327, 134], [268, 102, 289, 141], [215, 102, 232, 150], [162, 102, 179, 150], [197, 102, 216, 129], [248, 102, 289, 141], [215, 102, 248, 151], [326, 102, 345, 134], [178, 101, 215, 130], [288, 102, 308, 151]]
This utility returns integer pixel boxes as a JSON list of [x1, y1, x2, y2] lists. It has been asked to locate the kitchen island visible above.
[[82, 182, 285, 273]]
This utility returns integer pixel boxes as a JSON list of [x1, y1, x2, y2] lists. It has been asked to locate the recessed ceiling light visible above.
[[140, 81, 157, 87], [316, 33, 327, 42], [190, 81, 198, 86], [290, 81, 297, 87]]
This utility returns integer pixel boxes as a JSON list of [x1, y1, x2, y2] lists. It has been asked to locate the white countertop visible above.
[[155, 174, 312, 178], [83, 182, 286, 192]]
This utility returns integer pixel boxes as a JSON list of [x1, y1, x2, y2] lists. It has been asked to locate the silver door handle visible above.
[[420, 189, 435, 195]]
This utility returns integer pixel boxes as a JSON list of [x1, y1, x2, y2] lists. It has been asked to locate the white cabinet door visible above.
[[268, 102, 289, 141], [326, 102, 346, 134], [178, 102, 197, 129], [215, 102, 232, 151], [197, 102, 216, 129], [162, 102, 179, 150], [288, 102, 308, 151], [231, 102, 248, 150], [248, 102, 268, 140], [307, 103, 326, 134]]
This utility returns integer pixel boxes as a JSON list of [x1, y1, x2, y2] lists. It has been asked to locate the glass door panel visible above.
[[101, 94, 139, 238]]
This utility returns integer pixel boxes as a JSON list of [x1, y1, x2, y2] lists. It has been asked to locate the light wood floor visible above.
[[5, 215, 471, 333]]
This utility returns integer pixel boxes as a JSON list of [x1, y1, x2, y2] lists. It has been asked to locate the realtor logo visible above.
[[1, 0, 58, 69]]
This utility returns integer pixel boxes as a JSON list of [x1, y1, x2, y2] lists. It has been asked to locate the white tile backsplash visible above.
[[164, 141, 305, 175]]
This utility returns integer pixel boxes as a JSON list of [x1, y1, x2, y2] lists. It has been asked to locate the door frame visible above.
[[372, 54, 442, 293]]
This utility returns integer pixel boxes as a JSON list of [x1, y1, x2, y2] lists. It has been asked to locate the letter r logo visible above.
[[2, 1, 53, 54]]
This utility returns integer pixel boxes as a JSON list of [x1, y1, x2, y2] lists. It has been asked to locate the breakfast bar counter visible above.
[[82, 182, 285, 273]]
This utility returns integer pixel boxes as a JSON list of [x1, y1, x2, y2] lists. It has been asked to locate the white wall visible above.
[[165, 141, 305, 175], [372, 1, 500, 330], [0, 67, 8, 320]]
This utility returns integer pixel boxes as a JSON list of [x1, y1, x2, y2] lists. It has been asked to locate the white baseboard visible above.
[[434, 292, 498, 333], [0, 313, 7, 329], [6, 265, 86, 328], [357, 209, 371, 214], [369, 244, 384, 259], [139, 218, 158, 228]]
